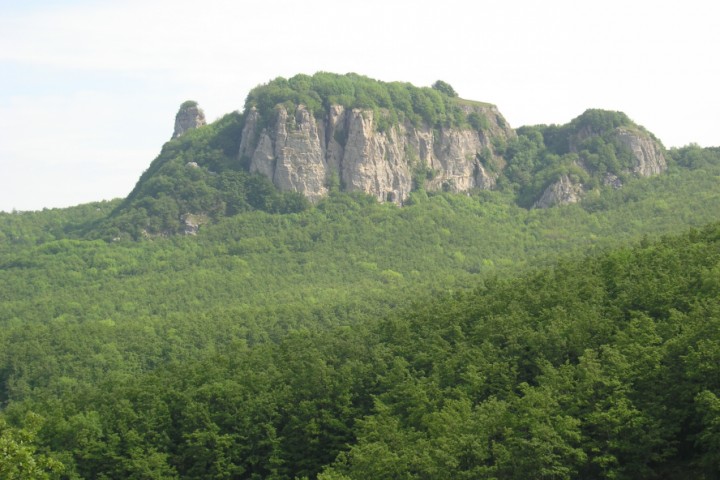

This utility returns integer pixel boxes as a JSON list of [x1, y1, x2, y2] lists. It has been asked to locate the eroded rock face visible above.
[[571, 126, 667, 179], [239, 104, 515, 204], [339, 109, 412, 202], [613, 128, 667, 176], [172, 102, 207, 139], [534, 174, 584, 208]]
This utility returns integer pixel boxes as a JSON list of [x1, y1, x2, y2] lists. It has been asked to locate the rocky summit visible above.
[[164, 75, 670, 208]]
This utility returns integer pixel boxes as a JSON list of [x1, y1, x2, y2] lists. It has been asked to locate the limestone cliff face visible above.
[[172, 101, 207, 139], [239, 104, 515, 203]]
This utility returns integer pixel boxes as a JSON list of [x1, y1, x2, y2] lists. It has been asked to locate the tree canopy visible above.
[[244, 72, 476, 132]]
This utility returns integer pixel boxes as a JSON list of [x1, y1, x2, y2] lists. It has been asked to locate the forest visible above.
[[3, 209, 720, 478], [3, 157, 720, 478], [2, 73, 720, 478]]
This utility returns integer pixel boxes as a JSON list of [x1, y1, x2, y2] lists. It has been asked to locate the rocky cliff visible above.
[[534, 174, 584, 208], [613, 127, 667, 177], [238, 103, 515, 204], [172, 101, 207, 139]]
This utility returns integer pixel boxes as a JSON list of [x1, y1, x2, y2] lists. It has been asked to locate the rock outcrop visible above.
[[534, 174, 584, 209], [172, 101, 207, 139], [536, 124, 667, 208], [613, 128, 667, 176], [239, 103, 515, 204], [570, 125, 667, 178]]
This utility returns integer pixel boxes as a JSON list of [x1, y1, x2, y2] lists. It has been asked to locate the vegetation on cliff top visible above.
[[244, 72, 484, 132]]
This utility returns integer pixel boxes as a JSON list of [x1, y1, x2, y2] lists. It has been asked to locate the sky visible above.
[[0, 0, 718, 212]]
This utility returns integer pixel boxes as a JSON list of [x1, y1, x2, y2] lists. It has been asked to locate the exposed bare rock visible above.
[[240, 103, 515, 204], [603, 173, 623, 189], [543, 120, 667, 207], [180, 213, 208, 235], [172, 101, 206, 139], [534, 175, 584, 208], [614, 128, 667, 176], [340, 109, 412, 202], [571, 125, 667, 179]]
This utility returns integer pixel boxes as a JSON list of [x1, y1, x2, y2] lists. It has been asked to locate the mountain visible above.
[[98, 73, 673, 237], [238, 75, 666, 208]]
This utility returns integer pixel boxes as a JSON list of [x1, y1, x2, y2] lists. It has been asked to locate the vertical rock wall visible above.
[[239, 103, 516, 204]]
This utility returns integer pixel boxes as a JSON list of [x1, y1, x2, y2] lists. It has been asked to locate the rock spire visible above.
[[172, 101, 206, 139]]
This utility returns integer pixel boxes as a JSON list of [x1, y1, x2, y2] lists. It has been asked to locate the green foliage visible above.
[[0, 413, 65, 479], [668, 143, 720, 169], [244, 72, 473, 132], [467, 111, 489, 131], [179, 100, 199, 109], [571, 108, 633, 133], [431, 80, 458, 98], [98, 112, 308, 238], [322, 224, 720, 479], [0, 200, 119, 246], [0, 186, 719, 477], [500, 109, 663, 206], [3, 133, 720, 477]]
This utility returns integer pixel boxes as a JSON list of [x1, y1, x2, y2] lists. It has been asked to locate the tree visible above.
[[431, 80, 458, 98], [0, 413, 65, 479]]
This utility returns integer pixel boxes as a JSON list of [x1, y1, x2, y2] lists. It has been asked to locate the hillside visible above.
[[3, 72, 720, 479], [2, 218, 720, 478]]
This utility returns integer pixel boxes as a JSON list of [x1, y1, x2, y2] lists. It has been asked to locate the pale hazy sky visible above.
[[1, 0, 718, 212]]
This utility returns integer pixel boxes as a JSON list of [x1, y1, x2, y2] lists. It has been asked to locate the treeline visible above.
[[3, 222, 720, 478], [244, 72, 479, 133]]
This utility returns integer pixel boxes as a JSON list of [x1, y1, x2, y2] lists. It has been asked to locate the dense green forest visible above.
[[3, 211, 720, 478], [3, 72, 720, 478], [2, 146, 720, 478]]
